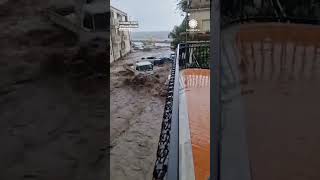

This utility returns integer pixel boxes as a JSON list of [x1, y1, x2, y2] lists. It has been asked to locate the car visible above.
[[153, 58, 165, 65], [141, 56, 157, 65], [170, 53, 176, 60], [146, 56, 156, 59], [141, 56, 155, 60], [160, 56, 172, 63], [135, 61, 154, 75]]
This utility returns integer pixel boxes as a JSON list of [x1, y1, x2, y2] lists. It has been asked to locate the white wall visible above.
[[110, 7, 131, 62]]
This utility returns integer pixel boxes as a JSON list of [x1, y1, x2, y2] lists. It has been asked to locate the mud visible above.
[[110, 48, 172, 180], [0, 1, 107, 179]]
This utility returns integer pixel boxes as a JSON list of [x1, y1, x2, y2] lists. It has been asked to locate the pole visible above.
[[211, 0, 221, 180], [186, 13, 188, 43]]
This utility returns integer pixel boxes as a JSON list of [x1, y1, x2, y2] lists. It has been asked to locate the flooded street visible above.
[[110, 47, 173, 180]]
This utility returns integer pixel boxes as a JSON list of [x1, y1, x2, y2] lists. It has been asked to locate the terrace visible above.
[[152, 1, 320, 180]]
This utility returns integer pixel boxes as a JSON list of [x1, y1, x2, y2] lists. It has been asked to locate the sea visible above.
[[130, 31, 172, 42]]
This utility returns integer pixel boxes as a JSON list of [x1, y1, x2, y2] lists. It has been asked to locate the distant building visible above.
[[110, 6, 131, 63], [186, 0, 210, 41]]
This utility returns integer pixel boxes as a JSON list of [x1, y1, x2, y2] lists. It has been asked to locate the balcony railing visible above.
[[153, 42, 210, 180], [179, 42, 210, 69]]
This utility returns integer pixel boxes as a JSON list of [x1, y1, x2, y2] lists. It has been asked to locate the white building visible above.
[[110, 6, 131, 63]]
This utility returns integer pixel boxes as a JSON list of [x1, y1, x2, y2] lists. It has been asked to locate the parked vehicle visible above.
[[170, 53, 176, 60], [153, 58, 165, 65], [160, 56, 172, 63], [141, 56, 163, 65], [133, 43, 144, 50]]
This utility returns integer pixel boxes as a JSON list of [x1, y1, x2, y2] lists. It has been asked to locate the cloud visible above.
[[111, 0, 185, 31]]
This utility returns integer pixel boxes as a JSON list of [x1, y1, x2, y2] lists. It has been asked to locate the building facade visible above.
[[186, 0, 210, 40], [110, 6, 131, 63]]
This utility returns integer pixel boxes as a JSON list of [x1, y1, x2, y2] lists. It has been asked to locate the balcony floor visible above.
[[179, 68, 210, 180]]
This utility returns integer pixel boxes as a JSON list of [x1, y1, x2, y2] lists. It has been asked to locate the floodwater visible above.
[[110, 48, 173, 180]]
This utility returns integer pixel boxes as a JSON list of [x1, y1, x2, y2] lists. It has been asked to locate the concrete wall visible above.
[[110, 38, 114, 63], [110, 6, 131, 63], [121, 30, 131, 56]]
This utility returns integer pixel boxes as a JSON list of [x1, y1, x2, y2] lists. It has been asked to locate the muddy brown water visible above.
[[110, 48, 173, 180]]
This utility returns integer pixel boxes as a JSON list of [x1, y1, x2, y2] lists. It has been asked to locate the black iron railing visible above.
[[179, 42, 210, 69], [222, 16, 320, 29], [153, 42, 210, 180]]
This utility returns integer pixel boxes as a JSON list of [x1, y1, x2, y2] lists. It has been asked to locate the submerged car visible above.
[[134, 61, 154, 75], [160, 56, 172, 63], [153, 58, 165, 66], [170, 53, 176, 60], [141, 56, 164, 65]]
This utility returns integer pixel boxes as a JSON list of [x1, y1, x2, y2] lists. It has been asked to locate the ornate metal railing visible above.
[[153, 42, 210, 180], [152, 44, 180, 180], [179, 42, 210, 69]]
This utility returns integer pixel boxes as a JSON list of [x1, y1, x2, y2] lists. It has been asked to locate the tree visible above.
[[169, 0, 188, 49], [177, 0, 188, 13], [168, 17, 187, 49]]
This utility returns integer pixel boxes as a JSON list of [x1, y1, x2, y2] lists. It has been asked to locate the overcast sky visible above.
[[111, 0, 185, 32]]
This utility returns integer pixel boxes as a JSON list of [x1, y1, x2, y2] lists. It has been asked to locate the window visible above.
[[202, 19, 210, 32], [136, 65, 153, 71], [83, 13, 93, 30], [117, 13, 122, 20]]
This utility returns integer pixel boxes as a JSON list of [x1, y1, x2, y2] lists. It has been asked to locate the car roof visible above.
[[136, 61, 152, 66]]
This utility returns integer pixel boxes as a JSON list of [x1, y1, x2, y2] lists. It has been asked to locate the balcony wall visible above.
[[189, 8, 210, 33], [190, 0, 210, 9]]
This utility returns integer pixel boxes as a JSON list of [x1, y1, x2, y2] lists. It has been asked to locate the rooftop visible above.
[[136, 61, 152, 66], [110, 6, 127, 16]]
